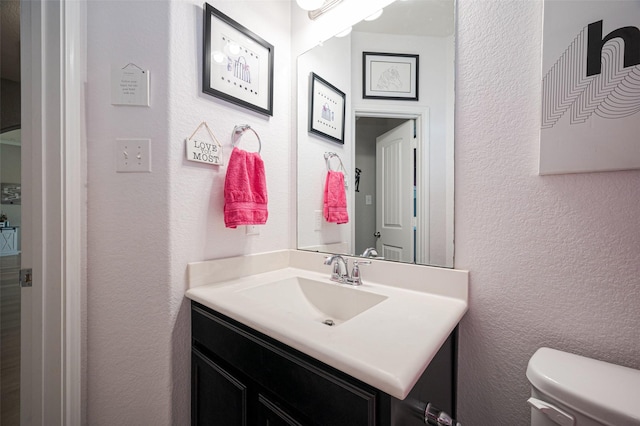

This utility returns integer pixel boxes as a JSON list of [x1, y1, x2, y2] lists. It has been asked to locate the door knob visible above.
[[374, 232, 381, 238]]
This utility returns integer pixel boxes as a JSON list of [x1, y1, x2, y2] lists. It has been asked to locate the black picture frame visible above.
[[362, 52, 419, 101], [203, 3, 274, 116], [308, 73, 346, 144]]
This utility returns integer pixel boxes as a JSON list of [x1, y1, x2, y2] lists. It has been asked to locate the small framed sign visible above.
[[363, 52, 419, 101], [185, 122, 223, 166], [309, 73, 346, 144], [203, 4, 274, 116], [111, 63, 150, 106]]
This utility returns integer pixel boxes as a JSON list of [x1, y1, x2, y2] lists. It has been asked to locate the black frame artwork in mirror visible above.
[[363, 52, 419, 101], [202, 3, 274, 116], [308, 72, 346, 144]]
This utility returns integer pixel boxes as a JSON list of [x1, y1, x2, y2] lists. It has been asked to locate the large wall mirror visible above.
[[296, 0, 455, 268]]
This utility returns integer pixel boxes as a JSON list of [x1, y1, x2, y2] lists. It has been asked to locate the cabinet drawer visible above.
[[192, 302, 379, 426]]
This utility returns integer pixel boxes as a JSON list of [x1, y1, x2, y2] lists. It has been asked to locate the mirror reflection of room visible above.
[[297, 0, 455, 268]]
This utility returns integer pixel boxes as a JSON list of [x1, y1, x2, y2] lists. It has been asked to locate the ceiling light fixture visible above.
[[364, 9, 384, 21], [307, 0, 343, 20]]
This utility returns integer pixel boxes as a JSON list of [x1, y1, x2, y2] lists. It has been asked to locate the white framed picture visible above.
[[540, 1, 640, 174]]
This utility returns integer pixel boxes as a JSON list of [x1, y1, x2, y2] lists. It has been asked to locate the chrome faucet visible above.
[[361, 247, 378, 258], [324, 255, 370, 286], [324, 255, 349, 283]]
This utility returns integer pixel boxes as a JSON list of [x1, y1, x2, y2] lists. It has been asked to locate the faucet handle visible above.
[[330, 261, 341, 280], [350, 260, 371, 286]]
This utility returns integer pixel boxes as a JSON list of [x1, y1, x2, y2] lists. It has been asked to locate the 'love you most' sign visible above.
[[185, 122, 224, 166]]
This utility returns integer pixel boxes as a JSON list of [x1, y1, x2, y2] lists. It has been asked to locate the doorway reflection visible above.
[[354, 117, 416, 261], [1, 0, 22, 421]]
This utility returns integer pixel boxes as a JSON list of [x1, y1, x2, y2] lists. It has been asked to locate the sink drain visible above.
[[322, 319, 335, 326]]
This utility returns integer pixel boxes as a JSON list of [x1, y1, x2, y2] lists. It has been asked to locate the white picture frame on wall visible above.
[[539, 1, 640, 174]]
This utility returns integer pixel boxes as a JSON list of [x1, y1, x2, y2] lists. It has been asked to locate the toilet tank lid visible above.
[[527, 348, 640, 425]]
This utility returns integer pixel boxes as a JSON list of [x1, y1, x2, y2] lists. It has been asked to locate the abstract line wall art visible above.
[[540, 1, 640, 174]]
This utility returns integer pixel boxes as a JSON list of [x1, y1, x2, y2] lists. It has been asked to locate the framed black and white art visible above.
[[363, 52, 419, 101], [308, 73, 346, 144], [203, 3, 274, 116]]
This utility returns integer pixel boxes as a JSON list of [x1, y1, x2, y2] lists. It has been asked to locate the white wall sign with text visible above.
[[540, 1, 640, 175], [111, 64, 150, 107]]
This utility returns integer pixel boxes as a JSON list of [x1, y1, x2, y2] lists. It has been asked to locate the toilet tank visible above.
[[526, 347, 640, 426]]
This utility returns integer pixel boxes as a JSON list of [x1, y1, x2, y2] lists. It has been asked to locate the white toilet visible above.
[[527, 347, 640, 426]]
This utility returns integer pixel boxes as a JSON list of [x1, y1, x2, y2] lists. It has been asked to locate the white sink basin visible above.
[[186, 250, 469, 400], [240, 276, 388, 326]]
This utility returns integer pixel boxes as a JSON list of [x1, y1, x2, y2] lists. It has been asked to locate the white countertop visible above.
[[186, 249, 468, 400]]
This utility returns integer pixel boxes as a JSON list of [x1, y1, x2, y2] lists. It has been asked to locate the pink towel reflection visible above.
[[323, 171, 348, 224]]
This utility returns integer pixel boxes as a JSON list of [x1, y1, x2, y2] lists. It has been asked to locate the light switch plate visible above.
[[116, 139, 151, 172]]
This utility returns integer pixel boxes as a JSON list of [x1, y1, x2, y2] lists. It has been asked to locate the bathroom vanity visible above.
[[186, 250, 468, 426], [192, 301, 456, 425]]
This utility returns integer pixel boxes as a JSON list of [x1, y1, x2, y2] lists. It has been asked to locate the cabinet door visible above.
[[192, 349, 248, 426], [192, 304, 378, 426], [256, 394, 304, 426]]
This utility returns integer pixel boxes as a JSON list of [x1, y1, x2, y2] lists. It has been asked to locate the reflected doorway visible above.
[[354, 117, 416, 262], [0, 0, 22, 423]]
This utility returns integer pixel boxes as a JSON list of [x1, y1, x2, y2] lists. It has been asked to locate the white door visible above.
[[375, 120, 415, 262]]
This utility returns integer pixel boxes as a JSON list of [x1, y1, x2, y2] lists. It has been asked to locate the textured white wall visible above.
[[455, 1, 640, 424], [87, 2, 173, 424], [87, 1, 290, 424]]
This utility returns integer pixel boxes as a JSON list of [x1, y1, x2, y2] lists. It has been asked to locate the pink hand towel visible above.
[[224, 147, 268, 228], [323, 170, 349, 224]]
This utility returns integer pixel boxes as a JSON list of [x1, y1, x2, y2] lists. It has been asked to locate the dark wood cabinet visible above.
[[191, 301, 455, 426], [192, 348, 248, 426]]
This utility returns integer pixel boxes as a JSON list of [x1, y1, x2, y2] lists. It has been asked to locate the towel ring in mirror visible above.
[[324, 152, 346, 175]]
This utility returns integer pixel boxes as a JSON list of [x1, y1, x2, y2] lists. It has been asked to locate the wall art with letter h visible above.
[[540, 1, 640, 174]]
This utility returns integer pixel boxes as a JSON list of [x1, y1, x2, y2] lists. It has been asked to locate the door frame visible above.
[[352, 106, 430, 264], [21, 0, 85, 424]]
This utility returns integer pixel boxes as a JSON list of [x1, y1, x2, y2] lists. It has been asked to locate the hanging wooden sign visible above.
[[185, 122, 224, 166]]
